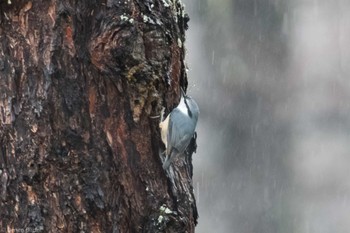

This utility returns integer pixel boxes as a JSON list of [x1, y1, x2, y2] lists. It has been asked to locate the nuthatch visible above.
[[160, 89, 199, 169]]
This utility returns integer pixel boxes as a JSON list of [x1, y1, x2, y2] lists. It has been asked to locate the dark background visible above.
[[183, 0, 350, 232]]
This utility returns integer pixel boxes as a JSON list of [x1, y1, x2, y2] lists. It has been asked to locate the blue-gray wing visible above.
[[167, 109, 196, 154]]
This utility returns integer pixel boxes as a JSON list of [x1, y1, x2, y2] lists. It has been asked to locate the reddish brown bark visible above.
[[0, 0, 196, 232]]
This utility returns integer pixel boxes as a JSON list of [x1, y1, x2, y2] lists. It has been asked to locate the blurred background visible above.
[[182, 0, 350, 232]]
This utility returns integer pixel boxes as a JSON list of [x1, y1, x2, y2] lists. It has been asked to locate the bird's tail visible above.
[[162, 155, 172, 170], [162, 149, 174, 170]]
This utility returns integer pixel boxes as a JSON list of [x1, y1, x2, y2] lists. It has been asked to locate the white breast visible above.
[[159, 115, 170, 148]]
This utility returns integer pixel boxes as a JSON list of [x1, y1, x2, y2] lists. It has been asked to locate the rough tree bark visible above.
[[0, 0, 197, 232]]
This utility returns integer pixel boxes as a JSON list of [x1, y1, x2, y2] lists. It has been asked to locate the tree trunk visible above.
[[0, 0, 197, 232]]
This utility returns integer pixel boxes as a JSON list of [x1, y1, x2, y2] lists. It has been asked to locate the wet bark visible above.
[[0, 0, 197, 232]]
